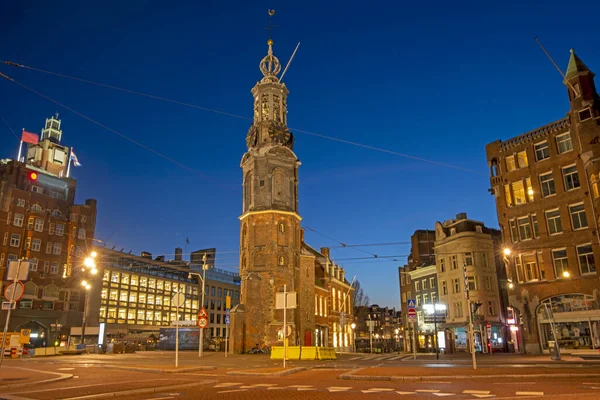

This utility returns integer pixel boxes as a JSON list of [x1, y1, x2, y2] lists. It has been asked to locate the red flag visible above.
[[21, 130, 39, 144]]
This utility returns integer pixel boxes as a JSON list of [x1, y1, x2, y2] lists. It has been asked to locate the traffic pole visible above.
[[1, 259, 23, 368]]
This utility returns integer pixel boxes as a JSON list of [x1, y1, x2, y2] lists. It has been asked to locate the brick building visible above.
[[354, 304, 402, 352], [485, 50, 600, 354], [0, 114, 97, 347], [230, 38, 354, 353]]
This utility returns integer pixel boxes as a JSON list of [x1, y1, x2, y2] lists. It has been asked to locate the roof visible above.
[[566, 49, 593, 78]]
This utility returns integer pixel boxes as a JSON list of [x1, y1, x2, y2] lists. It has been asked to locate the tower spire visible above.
[[566, 48, 594, 78]]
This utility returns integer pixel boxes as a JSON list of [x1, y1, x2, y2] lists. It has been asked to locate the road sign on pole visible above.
[[407, 308, 417, 320], [407, 299, 416, 308]]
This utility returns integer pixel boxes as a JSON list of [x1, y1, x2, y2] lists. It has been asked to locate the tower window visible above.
[[259, 180, 264, 187], [579, 108, 592, 122], [279, 223, 285, 234], [278, 256, 285, 266]]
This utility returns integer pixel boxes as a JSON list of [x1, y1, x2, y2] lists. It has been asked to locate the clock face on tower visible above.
[[268, 124, 291, 145], [246, 126, 258, 148]]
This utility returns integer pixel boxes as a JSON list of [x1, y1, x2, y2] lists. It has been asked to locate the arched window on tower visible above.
[[244, 171, 253, 210], [490, 158, 499, 177], [278, 256, 285, 266], [272, 168, 288, 204], [241, 254, 247, 271], [242, 224, 248, 248]]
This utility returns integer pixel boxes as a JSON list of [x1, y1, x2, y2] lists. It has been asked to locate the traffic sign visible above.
[[1, 301, 16, 310], [408, 308, 417, 319], [198, 307, 208, 318], [172, 292, 185, 308], [198, 317, 208, 328], [407, 299, 416, 308], [224, 315, 230, 325], [4, 281, 24, 302]]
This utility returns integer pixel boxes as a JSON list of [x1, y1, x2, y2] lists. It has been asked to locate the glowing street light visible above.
[[503, 248, 511, 256], [563, 270, 570, 278]]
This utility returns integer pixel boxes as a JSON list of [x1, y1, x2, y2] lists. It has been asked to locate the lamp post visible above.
[[80, 252, 97, 346], [350, 323, 356, 353], [188, 253, 208, 358]]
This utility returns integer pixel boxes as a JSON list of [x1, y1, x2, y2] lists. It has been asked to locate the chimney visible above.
[[175, 247, 183, 262], [320, 247, 330, 258], [456, 212, 467, 220], [141, 251, 152, 259]]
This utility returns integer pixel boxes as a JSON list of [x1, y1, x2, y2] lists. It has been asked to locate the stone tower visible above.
[[230, 38, 302, 353]]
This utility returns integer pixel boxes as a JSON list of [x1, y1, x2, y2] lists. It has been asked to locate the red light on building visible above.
[[29, 172, 38, 181]]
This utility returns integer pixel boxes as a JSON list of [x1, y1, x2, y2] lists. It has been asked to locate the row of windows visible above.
[[508, 202, 588, 243], [512, 244, 595, 283], [2, 233, 65, 255], [439, 275, 495, 295], [451, 301, 497, 318], [103, 271, 197, 294], [439, 252, 490, 272], [315, 295, 328, 317], [504, 133, 572, 174], [30, 185, 66, 200], [414, 278, 436, 291], [504, 164, 581, 207]]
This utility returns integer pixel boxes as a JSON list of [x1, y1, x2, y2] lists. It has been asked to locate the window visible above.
[[592, 174, 600, 199], [31, 186, 43, 194], [49, 223, 55, 235], [70, 213, 77, 222], [7, 254, 18, 267], [440, 258, 445, 272], [556, 133, 573, 154], [2, 233, 6, 246], [484, 276, 492, 291], [17, 198, 25, 207], [431, 292, 437, 303], [423, 293, 429, 304], [50, 262, 58, 274], [509, 219, 518, 243], [34, 218, 44, 232], [464, 252, 473, 266], [526, 177, 534, 202], [577, 244, 595, 274], [442, 281, 448, 295], [430, 277, 436, 288], [27, 217, 34, 230], [531, 214, 539, 238], [279, 223, 285, 233], [569, 203, 588, 230], [538, 252, 547, 280], [514, 255, 524, 283], [467, 276, 476, 291], [517, 216, 532, 240], [451, 255, 457, 270], [6, 212, 11, 225], [487, 301, 497, 316], [51, 209, 62, 216], [454, 302, 463, 318], [13, 213, 24, 227], [505, 155, 516, 172], [78, 228, 86, 240], [43, 261, 49, 273], [31, 204, 42, 212], [522, 253, 539, 282], [55, 224, 64, 236], [546, 209, 563, 235], [29, 259, 38, 271], [415, 281, 421, 291], [278, 256, 285, 266], [482, 252, 489, 268], [540, 172, 556, 197], [453, 278, 460, 293], [504, 184, 513, 207], [552, 249, 569, 278], [422, 279, 428, 290], [416, 295, 421, 306], [25, 237, 31, 250], [579, 108, 592, 122], [563, 165, 580, 191], [512, 181, 526, 205], [535, 141, 549, 161], [81, 215, 87, 223], [53, 242, 62, 255], [10, 234, 20, 247], [517, 151, 528, 168]]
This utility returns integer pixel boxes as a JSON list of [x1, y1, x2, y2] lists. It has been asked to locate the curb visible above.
[[2, 366, 73, 390], [56, 380, 218, 400], [340, 368, 600, 381], [227, 367, 307, 377], [96, 364, 216, 373]]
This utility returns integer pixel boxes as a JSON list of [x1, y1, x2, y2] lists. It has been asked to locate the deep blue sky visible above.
[[1, 1, 599, 309]]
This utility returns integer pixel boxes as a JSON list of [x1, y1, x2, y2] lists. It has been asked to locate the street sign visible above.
[[276, 292, 297, 309], [7, 261, 30, 281], [172, 292, 185, 308], [172, 320, 196, 327], [3, 281, 24, 302], [1, 302, 15, 310], [408, 308, 417, 319], [198, 317, 208, 328], [198, 307, 208, 318], [224, 315, 230, 325], [407, 299, 416, 308]]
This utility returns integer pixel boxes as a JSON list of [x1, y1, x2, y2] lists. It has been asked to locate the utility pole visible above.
[[0, 259, 24, 368], [463, 262, 477, 370]]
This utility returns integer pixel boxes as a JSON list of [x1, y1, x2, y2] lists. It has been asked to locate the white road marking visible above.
[[464, 390, 491, 395], [143, 397, 175, 400], [349, 356, 362, 360], [57, 367, 75, 371], [327, 387, 352, 392], [494, 382, 535, 385], [416, 389, 442, 393], [362, 388, 395, 393], [298, 388, 316, 391], [424, 381, 452, 384], [471, 395, 496, 399], [73, 376, 79, 379], [288, 385, 314, 388], [516, 392, 544, 396], [433, 394, 455, 397], [240, 383, 278, 388], [267, 387, 286, 390], [396, 392, 417, 395], [217, 389, 248, 394], [214, 383, 242, 388], [387, 356, 403, 360]]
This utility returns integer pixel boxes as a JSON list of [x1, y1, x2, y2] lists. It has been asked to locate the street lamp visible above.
[[188, 253, 208, 358], [562, 270, 570, 278], [350, 322, 356, 353], [79, 251, 97, 346]]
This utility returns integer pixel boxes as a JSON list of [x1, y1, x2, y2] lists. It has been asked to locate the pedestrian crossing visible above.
[[348, 354, 406, 361]]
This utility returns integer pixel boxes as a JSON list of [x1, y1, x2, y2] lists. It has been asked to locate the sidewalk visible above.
[[392, 352, 593, 363], [341, 365, 600, 381]]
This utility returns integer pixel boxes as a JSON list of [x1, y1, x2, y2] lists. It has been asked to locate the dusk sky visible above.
[[1, 1, 599, 309]]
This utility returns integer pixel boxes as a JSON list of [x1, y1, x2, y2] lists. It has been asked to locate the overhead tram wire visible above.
[[303, 225, 381, 258], [1, 115, 19, 140], [0, 71, 220, 182], [0, 60, 484, 175]]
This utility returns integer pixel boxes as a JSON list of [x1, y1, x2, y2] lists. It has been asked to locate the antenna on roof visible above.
[[534, 36, 579, 96], [111, 245, 116, 250], [120, 248, 124, 252]]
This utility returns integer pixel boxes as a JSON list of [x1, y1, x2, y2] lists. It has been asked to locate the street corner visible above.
[[227, 366, 308, 377], [0, 366, 73, 390]]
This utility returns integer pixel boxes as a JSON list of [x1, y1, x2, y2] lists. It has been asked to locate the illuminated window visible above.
[[525, 177, 534, 202], [504, 184, 513, 207], [505, 155, 516, 172], [517, 151, 528, 168], [512, 181, 526, 205], [552, 249, 568, 278]]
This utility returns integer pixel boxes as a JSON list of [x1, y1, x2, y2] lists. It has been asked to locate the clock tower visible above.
[[231, 37, 302, 353]]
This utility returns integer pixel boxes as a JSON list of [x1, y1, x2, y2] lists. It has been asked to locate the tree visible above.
[[352, 280, 370, 309]]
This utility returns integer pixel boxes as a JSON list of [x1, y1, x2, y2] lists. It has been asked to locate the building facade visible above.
[[485, 50, 600, 354], [0, 114, 97, 347], [354, 304, 402, 352], [230, 37, 354, 353], [434, 213, 506, 353], [408, 264, 440, 352]]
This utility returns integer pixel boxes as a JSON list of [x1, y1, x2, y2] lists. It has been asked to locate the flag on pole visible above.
[[186, 237, 190, 245], [21, 130, 39, 144], [70, 149, 81, 167]]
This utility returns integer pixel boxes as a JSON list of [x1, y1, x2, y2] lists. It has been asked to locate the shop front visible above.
[[537, 294, 600, 351]]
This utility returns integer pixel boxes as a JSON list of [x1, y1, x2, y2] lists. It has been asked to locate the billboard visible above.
[[158, 327, 200, 351]]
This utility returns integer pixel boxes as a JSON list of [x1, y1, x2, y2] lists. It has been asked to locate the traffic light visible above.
[[28, 171, 38, 181]]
